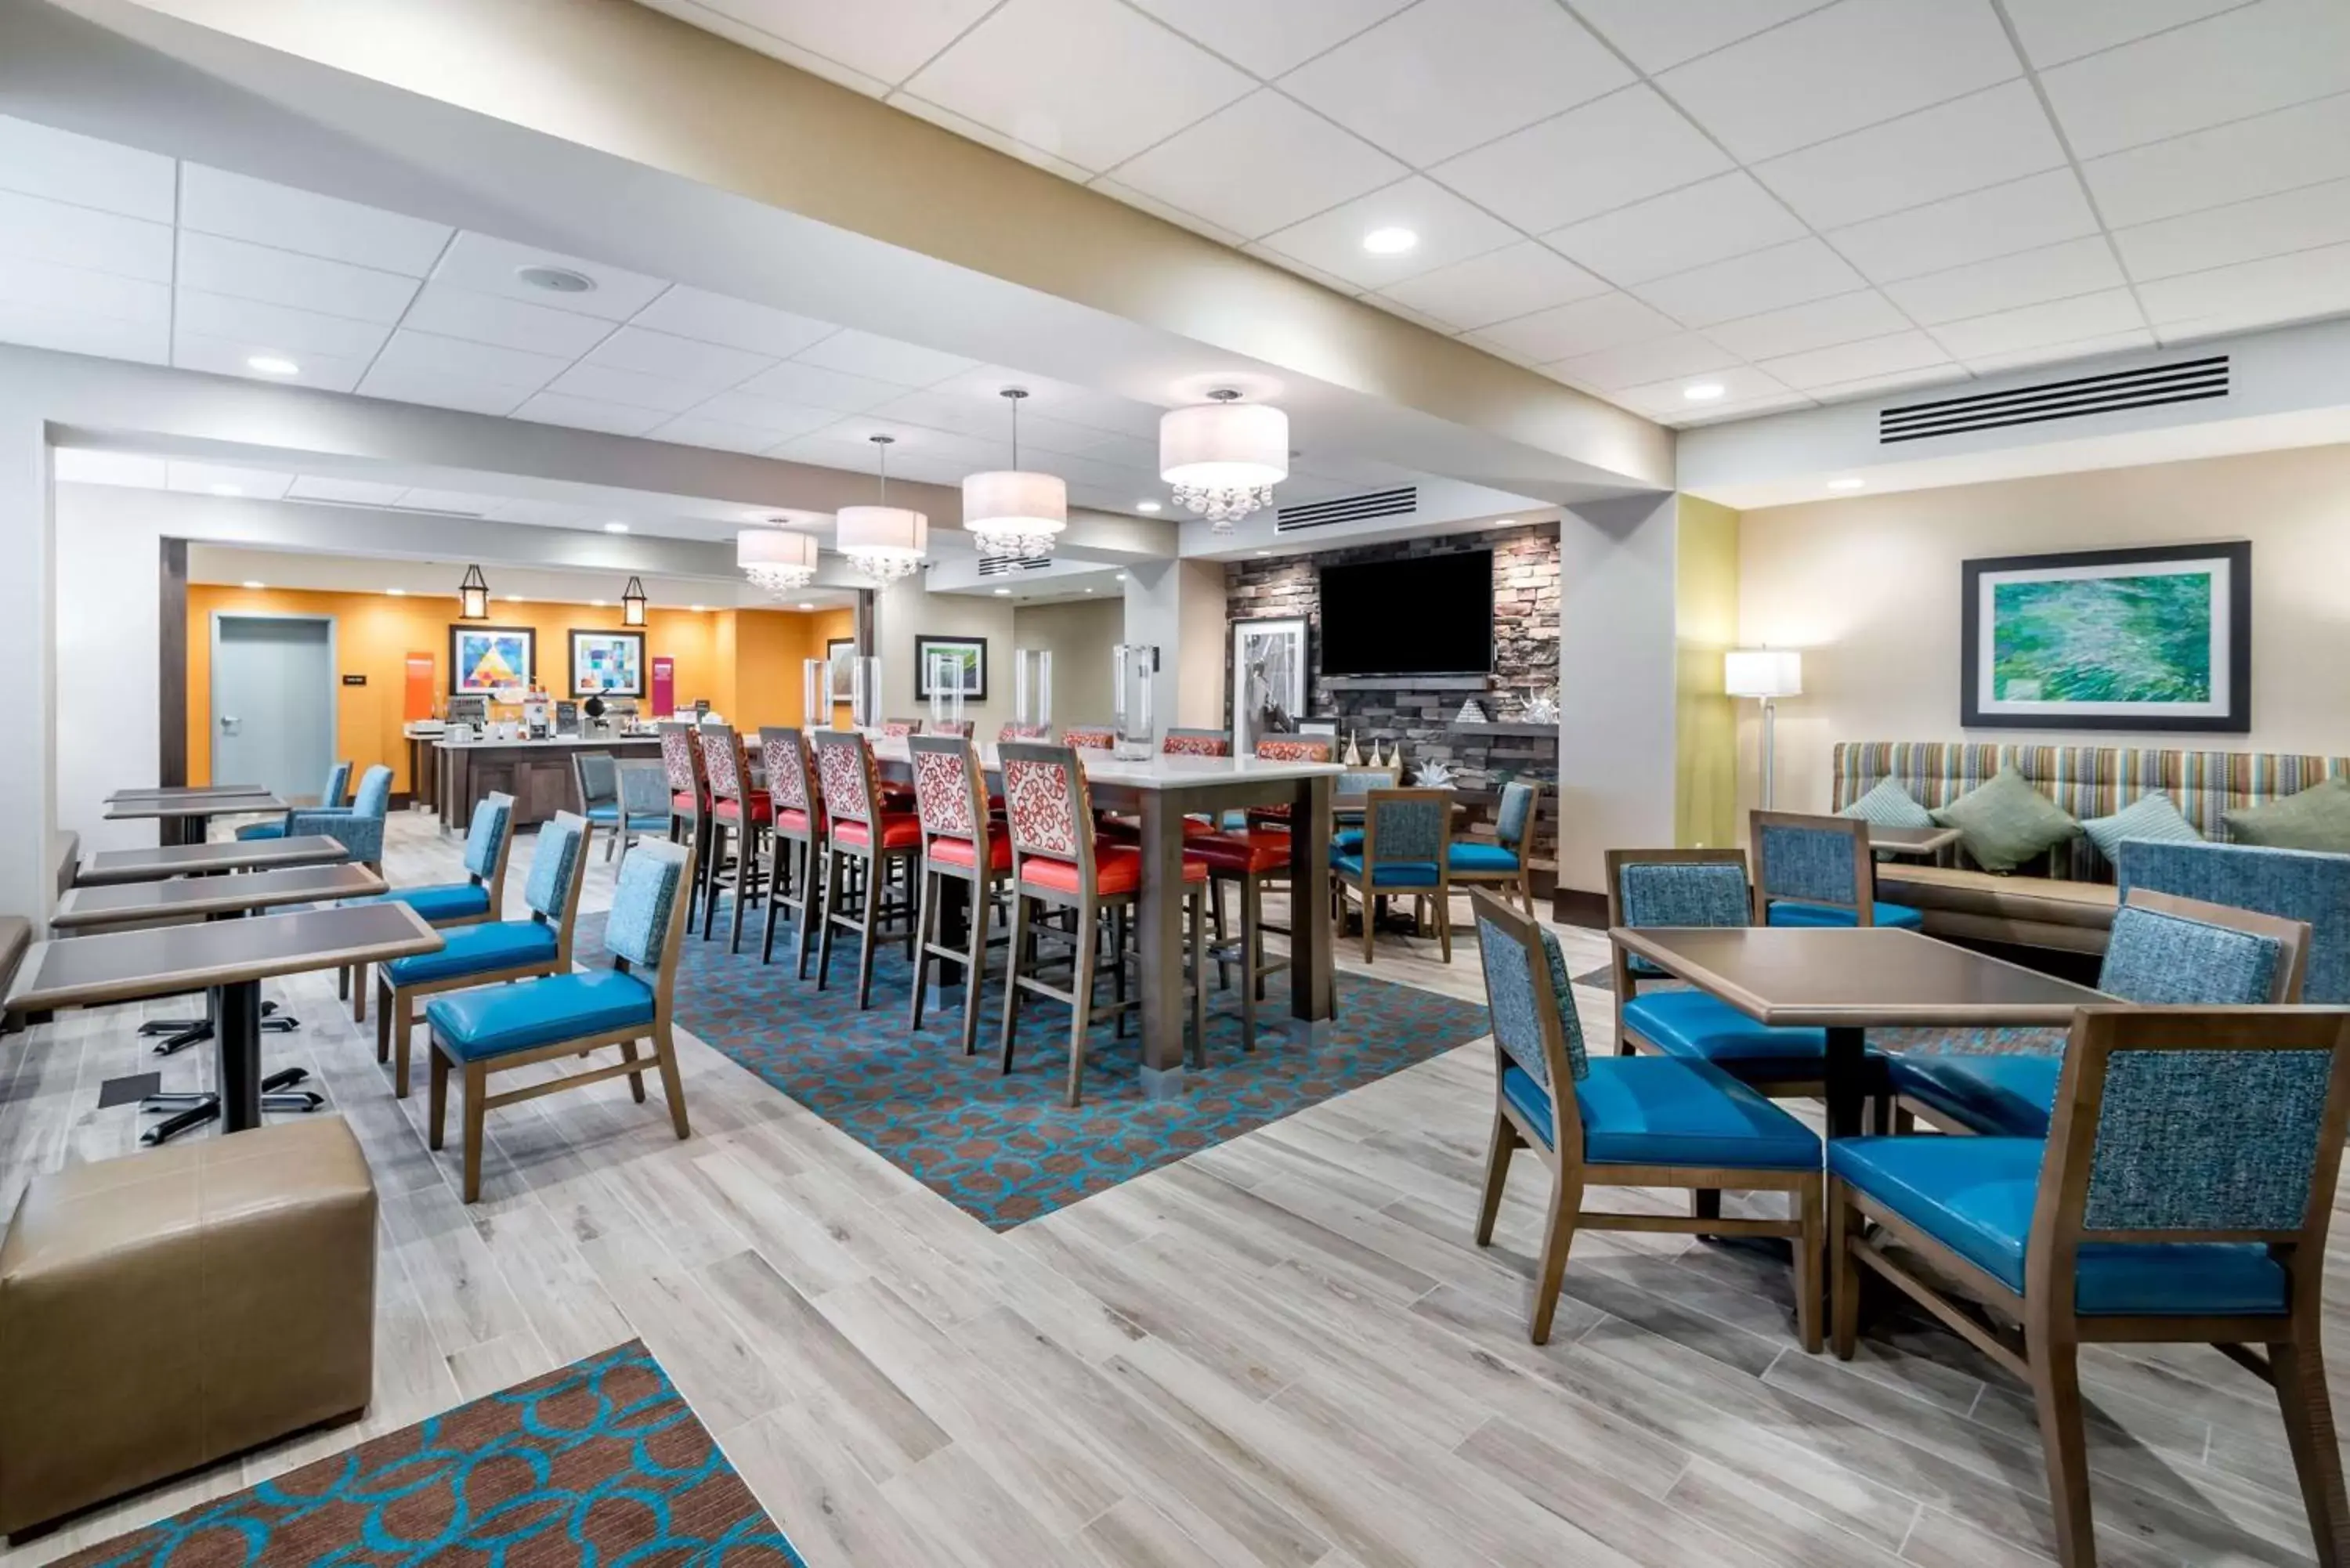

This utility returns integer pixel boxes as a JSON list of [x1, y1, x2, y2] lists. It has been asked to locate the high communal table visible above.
[[1609, 926, 2110, 1137], [869, 739, 1342, 1097], [75, 835, 354, 887], [103, 791, 283, 847]]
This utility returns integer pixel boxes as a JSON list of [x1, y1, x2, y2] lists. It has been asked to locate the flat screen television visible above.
[[1318, 550, 1493, 676]]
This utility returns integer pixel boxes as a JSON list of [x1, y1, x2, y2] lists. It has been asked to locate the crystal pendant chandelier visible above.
[[837, 435, 929, 583], [736, 521, 819, 597], [1159, 389, 1289, 531], [961, 388, 1068, 562]]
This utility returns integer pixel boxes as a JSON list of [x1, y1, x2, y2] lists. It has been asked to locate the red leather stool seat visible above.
[[1184, 828, 1292, 876], [832, 813, 922, 851], [1019, 844, 1209, 898], [927, 835, 1013, 873]]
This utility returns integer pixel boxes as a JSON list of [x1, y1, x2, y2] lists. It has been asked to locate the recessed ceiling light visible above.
[[689, 604, 707, 612], [1136, 500, 1161, 514], [591, 598, 608, 607], [385, 587, 406, 597], [208, 484, 242, 497], [240, 580, 265, 590], [1084, 587, 1094, 594], [515, 265, 595, 294], [1114, 572, 1127, 581], [797, 602, 814, 611], [1253, 549, 1271, 557], [1683, 382, 1727, 403], [505, 593, 525, 602], [1361, 226, 1419, 255], [602, 521, 629, 533], [993, 587, 1011, 596], [245, 354, 299, 376], [1827, 477, 1866, 491]]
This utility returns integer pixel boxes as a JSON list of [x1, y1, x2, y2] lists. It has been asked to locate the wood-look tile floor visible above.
[[2, 812, 2337, 1566]]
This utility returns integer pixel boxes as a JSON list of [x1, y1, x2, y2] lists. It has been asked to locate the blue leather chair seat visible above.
[[426, 971, 656, 1062], [1622, 989, 1852, 1068], [1625, 954, 1669, 978], [1767, 898, 1926, 930], [358, 882, 493, 923], [1888, 1053, 2059, 1136], [1331, 854, 1441, 887], [234, 819, 287, 840], [1504, 1059, 1820, 1169], [1828, 1136, 2287, 1315], [584, 804, 670, 833], [1330, 828, 1364, 854], [1448, 843, 1521, 874], [385, 920, 559, 986]]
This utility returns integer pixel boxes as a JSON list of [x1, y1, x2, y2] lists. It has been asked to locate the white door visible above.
[[212, 615, 336, 804]]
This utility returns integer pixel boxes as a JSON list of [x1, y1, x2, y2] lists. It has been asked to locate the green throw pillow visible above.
[[2081, 793, 2202, 864], [2224, 777, 2350, 853], [1930, 766, 2081, 873], [1839, 778, 1934, 829]]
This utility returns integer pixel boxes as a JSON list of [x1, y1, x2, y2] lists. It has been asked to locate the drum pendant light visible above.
[[1159, 389, 1288, 531], [736, 524, 819, 597], [836, 435, 929, 583], [961, 388, 1067, 562]]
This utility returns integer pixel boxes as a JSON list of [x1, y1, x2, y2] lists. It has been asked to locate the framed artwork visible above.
[[448, 624, 535, 695], [825, 638, 857, 704], [1961, 542, 2251, 732], [1232, 616, 1308, 752], [568, 628, 645, 697], [914, 634, 987, 700]]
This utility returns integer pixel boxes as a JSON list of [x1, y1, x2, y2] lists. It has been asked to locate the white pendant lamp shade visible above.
[[1159, 392, 1288, 530], [841, 434, 930, 583], [736, 526, 819, 596], [962, 388, 1066, 561]]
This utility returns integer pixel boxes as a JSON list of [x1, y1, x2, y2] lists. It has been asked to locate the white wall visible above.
[[1556, 492, 1679, 892], [1009, 598, 1122, 729], [1737, 441, 2350, 815], [874, 575, 1016, 735], [0, 392, 56, 922], [55, 489, 164, 855]]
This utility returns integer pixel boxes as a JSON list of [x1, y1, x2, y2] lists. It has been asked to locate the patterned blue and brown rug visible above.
[[579, 909, 1492, 1229], [63, 1341, 801, 1566]]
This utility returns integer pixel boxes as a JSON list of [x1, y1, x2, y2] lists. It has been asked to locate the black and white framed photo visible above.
[[914, 634, 988, 701], [1232, 616, 1308, 752]]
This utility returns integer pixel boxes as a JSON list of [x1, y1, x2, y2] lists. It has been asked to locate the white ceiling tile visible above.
[[1467, 290, 1680, 361], [1669, 392, 1818, 429], [1546, 332, 1743, 391], [172, 329, 370, 392], [1281, 0, 1633, 167], [0, 114, 175, 221], [734, 358, 910, 412], [581, 324, 775, 388], [921, 366, 1166, 436], [1882, 236, 2125, 324], [369, 328, 569, 392], [792, 327, 978, 386], [628, 285, 839, 358], [2082, 92, 2350, 230], [53, 449, 169, 486], [1702, 288, 1912, 358], [1804, 363, 1971, 404], [685, 390, 843, 439], [1828, 168, 2098, 282], [797, 417, 998, 466], [1614, 365, 1794, 417], [1242, 241, 1367, 295], [2001, 0, 2251, 67], [1658, 0, 2019, 162], [352, 362, 531, 416], [1961, 328, 2158, 376], [1927, 288, 2146, 359], [1375, 242, 1609, 331], [400, 280, 616, 358], [0, 189, 173, 283], [1427, 85, 1732, 236], [1086, 178, 1250, 247], [1752, 80, 2066, 231], [512, 392, 669, 437], [0, 299, 161, 365], [287, 475, 410, 506], [430, 231, 668, 320], [0, 252, 171, 326], [1567, 0, 1834, 73], [173, 288, 394, 360], [176, 231, 420, 323], [484, 497, 599, 526], [1545, 172, 1806, 287], [884, 93, 1098, 182], [2135, 240, 2350, 325], [166, 461, 294, 500], [541, 363, 710, 414], [1126, 0, 1416, 76], [1631, 237, 1863, 327], [2039, 0, 2350, 157], [1362, 296, 1460, 335], [178, 164, 451, 276], [1108, 92, 1406, 241], [645, 417, 794, 453], [902, 0, 1253, 172], [1256, 176, 1520, 291], [656, 0, 1000, 85], [2113, 175, 2350, 282], [1754, 328, 1952, 388], [392, 487, 512, 515]]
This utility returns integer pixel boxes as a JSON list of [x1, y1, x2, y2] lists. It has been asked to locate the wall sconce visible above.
[[621, 576, 647, 627], [457, 564, 490, 620]]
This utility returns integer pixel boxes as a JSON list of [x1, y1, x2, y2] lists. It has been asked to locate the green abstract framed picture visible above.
[[1961, 542, 2251, 732]]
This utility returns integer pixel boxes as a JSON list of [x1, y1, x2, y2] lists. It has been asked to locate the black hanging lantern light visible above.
[[457, 564, 490, 620]]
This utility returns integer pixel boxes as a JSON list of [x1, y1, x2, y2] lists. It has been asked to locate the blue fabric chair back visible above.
[[575, 753, 617, 808], [1367, 793, 1446, 865], [352, 765, 393, 819], [525, 817, 587, 920], [1336, 769, 1394, 797], [2120, 840, 2350, 1003], [1476, 909, 1586, 1088], [1616, 860, 1751, 929], [462, 795, 514, 881], [1756, 820, 1860, 906], [2099, 904, 2283, 1005], [608, 840, 689, 968], [616, 760, 671, 818], [321, 759, 352, 810], [1495, 782, 1536, 847]]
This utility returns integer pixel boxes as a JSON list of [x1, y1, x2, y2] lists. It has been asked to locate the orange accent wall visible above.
[[185, 587, 844, 789]]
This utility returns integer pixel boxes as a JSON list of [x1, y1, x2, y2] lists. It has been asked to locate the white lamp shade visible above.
[[960, 470, 1068, 535], [1725, 648, 1802, 699], [736, 527, 819, 573], [835, 504, 928, 559], [1159, 401, 1289, 490]]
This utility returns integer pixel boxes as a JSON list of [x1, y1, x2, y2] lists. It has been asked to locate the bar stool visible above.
[[1061, 725, 1115, 750], [1189, 734, 1333, 1050], [997, 742, 1209, 1106], [658, 722, 713, 930], [698, 724, 769, 952], [927, 719, 975, 738], [908, 734, 1010, 1055], [999, 722, 1051, 741], [813, 729, 922, 1010], [756, 726, 826, 978], [880, 718, 920, 738]]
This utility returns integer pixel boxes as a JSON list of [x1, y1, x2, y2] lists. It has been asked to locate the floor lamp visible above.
[[1725, 649, 1802, 810]]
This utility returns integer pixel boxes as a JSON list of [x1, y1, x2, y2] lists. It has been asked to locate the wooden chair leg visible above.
[[1794, 1180, 1824, 1355], [1437, 890, 1452, 963], [1829, 1181, 1862, 1359], [374, 977, 392, 1063], [1475, 1102, 1515, 1246], [700, 821, 728, 941], [1187, 886, 1206, 1071], [1238, 872, 1261, 1052], [2027, 1335, 2098, 1567], [909, 866, 936, 1031], [760, 833, 787, 965], [1065, 898, 1097, 1107], [815, 847, 843, 990], [1361, 886, 1376, 963], [1530, 1171, 1582, 1345], [653, 1023, 691, 1138], [855, 852, 882, 1012], [726, 822, 753, 954], [461, 1062, 487, 1203], [795, 838, 822, 981], [427, 1042, 448, 1150], [392, 992, 415, 1100], [2271, 1337, 2350, 1567], [961, 876, 990, 1058], [1000, 891, 1030, 1074]]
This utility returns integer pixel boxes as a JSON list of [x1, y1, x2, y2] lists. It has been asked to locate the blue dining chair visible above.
[[1750, 809, 1925, 930], [1449, 779, 1540, 914], [281, 763, 390, 867], [1331, 788, 1454, 963], [428, 836, 697, 1202], [2120, 838, 2350, 1003], [1470, 891, 1824, 1348], [1327, 767, 1400, 858], [237, 759, 352, 840], [342, 789, 514, 1024], [1831, 1003, 2350, 1566], [374, 811, 595, 1100]]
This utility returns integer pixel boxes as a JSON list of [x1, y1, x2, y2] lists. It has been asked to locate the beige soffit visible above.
[[56, 0, 1672, 497]]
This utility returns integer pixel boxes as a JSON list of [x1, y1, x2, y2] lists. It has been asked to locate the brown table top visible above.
[[1611, 926, 2109, 1028], [105, 783, 266, 803], [1867, 823, 1963, 854], [104, 794, 283, 821], [53, 864, 387, 930], [8, 901, 442, 1013], [77, 836, 351, 886]]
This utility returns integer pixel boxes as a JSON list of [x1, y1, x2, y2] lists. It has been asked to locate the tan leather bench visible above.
[[0, 1116, 376, 1537], [1876, 863, 2120, 955]]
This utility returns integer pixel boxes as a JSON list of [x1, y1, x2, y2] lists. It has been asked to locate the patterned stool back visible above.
[[1000, 722, 1051, 741], [657, 723, 704, 811], [909, 734, 985, 844], [757, 727, 819, 823], [927, 720, 975, 739], [1062, 725, 1116, 751], [880, 719, 920, 739], [697, 724, 750, 806], [1000, 742, 1097, 884], [1254, 735, 1334, 762], [1163, 728, 1232, 757], [813, 729, 880, 828]]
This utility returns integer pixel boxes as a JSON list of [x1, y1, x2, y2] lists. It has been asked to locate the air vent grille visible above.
[[977, 552, 1054, 576], [1274, 486, 1417, 532], [1879, 356, 2228, 444]]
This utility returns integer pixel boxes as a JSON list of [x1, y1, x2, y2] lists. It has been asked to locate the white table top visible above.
[[866, 735, 1342, 792]]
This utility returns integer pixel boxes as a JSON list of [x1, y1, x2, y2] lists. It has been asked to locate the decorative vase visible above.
[[1343, 732, 1362, 766]]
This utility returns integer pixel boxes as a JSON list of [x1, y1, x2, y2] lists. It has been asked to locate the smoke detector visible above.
[[515, 265, 596, 294]]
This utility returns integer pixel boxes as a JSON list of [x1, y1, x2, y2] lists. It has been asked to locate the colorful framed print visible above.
[[568, 629, 646, 697], [913, 635, 987, 701], [449, 624, 535, 695], [1961, 542, 2251, 732]]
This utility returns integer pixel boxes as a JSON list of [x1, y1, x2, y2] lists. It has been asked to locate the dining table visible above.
[[103, 792, 284, 847], [75, 835, 354, 887]]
